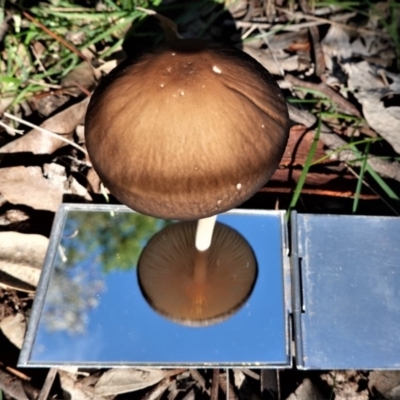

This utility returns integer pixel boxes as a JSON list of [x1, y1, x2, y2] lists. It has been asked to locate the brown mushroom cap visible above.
[[85, 39, 289, 219], [137, 221, 257, 326]]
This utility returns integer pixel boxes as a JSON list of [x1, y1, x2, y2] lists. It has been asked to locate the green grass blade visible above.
[[312, 137, 382, 166], [286, 114, 322, 221], [80, 14, 137, 49], [365, 164, 400, 201], [352, 141, 371, 212], [349, 144, 400, 201]]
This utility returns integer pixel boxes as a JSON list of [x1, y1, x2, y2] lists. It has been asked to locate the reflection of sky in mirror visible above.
[[31, 209, 288, 366]]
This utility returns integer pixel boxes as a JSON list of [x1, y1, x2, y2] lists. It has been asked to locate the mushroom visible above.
[[137, 220, 257, 326], [84, 38, 289, 221]]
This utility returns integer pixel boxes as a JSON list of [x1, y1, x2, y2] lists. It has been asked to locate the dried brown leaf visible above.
[[61, 62, 98, 96], [369, 371, 400, 400], [0, 208, 30, 227], [0, 313, 26, 349], [320, 371, 369, 400], [0, 166, 64, 211], [95, 368, 170, 396], [59, 370, 101, 400], [1, 97, 89, 155], [0, 369, 30, 400], [181, 388, 196, 400], [0, 231, 47, 291], [346, 62, 400, 154], [286, 378, 325, 400], [243, 45, 308, 75]]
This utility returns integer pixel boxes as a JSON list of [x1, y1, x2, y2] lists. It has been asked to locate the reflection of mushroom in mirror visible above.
[[84, 39, 289, 220], [138, 221, 257, 326]]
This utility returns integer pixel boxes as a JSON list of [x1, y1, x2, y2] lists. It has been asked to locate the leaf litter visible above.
[[0, 0, 400, 399]]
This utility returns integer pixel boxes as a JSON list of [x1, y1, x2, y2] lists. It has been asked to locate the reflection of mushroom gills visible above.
[[138, 221, 257, 326]]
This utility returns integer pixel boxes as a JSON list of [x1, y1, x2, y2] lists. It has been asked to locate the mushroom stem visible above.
[[195, 215, 217, 252]]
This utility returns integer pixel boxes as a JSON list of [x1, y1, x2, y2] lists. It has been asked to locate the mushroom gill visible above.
[[137, 221, 257, 326]]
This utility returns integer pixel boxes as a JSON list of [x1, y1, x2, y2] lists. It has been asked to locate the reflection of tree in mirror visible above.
[[43, 253, 105, 335], [64, 211, 171, 273], [42, 211, 171, 335]]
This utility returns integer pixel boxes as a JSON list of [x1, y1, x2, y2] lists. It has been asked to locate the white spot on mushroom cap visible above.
[[180, 91, 185, 96], [261, 124, 265, 128], [236, 183, 242, 190], [160, 83, 165, 88], [167, 67, 172, 72], [171, 52, 176, 56], [212, 65, 222, 74]]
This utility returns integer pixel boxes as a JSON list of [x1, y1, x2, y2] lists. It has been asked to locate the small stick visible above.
[[219, 370, 239, 400], [258, 186, 378, 199], [242, 369, 260, 380], [0, 120, 24, 135], [4, 366, 30, 381], [299, 0, 326, 77], [38, 368, 58, 400], [210, 369, 220, 400]]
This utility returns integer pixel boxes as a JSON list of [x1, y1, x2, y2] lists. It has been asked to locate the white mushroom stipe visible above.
[[195, 215, 217, 251], [212, 65, 222, 74]]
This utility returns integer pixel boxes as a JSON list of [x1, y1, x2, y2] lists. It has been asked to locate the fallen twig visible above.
[[38, 368, 58, 400], [219, 371, 239, 400], [299, 0, 325, 77], [259, 186, 378, 199], [4, 366, 30, 382], [211, 369, 220, 400]]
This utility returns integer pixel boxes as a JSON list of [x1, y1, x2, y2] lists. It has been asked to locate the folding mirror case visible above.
[[19, 204, 400, 369]]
